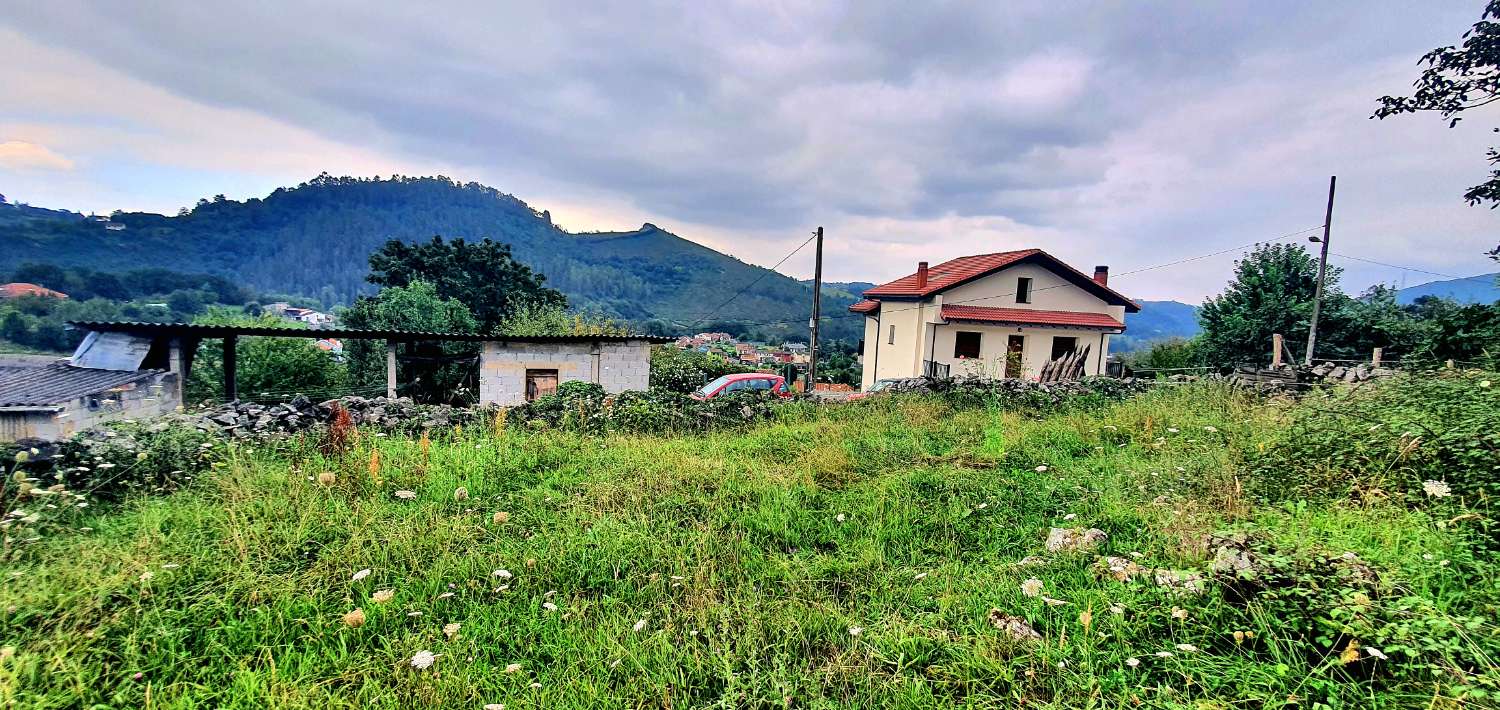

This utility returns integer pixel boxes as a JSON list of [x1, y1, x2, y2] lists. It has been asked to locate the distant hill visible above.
[[1396, 272, 1500, 305], [1115, 300, 1201, 353], [0, 175, 856, 340], [804, 280, 877, 302]]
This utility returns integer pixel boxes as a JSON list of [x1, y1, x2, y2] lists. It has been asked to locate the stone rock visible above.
[[987, 609, 1042, 642], [1046, 527, 1107, 553], [1094, 555, 1149, 581]]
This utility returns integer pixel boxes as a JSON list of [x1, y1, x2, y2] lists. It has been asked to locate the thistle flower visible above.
[[372, 589, 395, 604], [317, 471, 336, 486], [342, 608, 366, 627], [410, 650, 437, 669], [1422, 480, 1452, 498], [1020, 578, 1044, 598]]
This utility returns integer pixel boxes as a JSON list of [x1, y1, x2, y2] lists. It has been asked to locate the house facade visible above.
[[851, 250, 1139, 389]]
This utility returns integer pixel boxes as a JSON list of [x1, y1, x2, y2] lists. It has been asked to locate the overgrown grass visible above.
[[2, 380, 1496, 708]]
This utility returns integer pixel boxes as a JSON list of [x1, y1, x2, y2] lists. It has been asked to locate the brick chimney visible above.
[[1093, 265, 1109, 286], [916, 261, 929, 288]]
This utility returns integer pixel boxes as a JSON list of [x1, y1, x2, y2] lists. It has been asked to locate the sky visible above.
[[2, 1, 1498, 304]]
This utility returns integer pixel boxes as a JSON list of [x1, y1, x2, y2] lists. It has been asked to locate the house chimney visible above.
[[916, 261, 929, 288], [1093, 265, 1109, 286]]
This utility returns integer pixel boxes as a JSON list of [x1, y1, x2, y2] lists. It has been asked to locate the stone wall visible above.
[[477, 340, 652, 406]]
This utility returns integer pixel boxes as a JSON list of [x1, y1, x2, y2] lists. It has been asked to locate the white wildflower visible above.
[[1166, 427, 1179, 433], [1042, 596, 1070, 607], [1109, 604, 1125, 615], [372, 589, 395, 604], [1175, 643, 1198, 652], [543, 602, 559, 612], [504, 662, 522, 674], [161, 563, 180, 569], [485, 705, 505, 710], [848, 626, 863, 637], [632, 618, 647, 632], [443, 622, 460, 639], [437, 592, 454, 599], [138, 571, 153, 582], [1125, 657, 1141, 667], [914, 572, 928, 580], [1171, 607, 1188, 620], [835, 513, 846, 523], [493, 569, 513, 579], [1366, 646, 1388, 660], [351, 568, 371, 582], [1154, 651, 1174, 658], [1034, 465, 1048, 472], [1422, 480, 1452, 498], [410, 650, 437, 669], [407, 611, 423, 617], [453, 487, 468, 501], [1063, 513, 1077, 521], [394, 490, 417, 500], [1021, 578, 1044, 598], [1203, 426, 1218, 432]]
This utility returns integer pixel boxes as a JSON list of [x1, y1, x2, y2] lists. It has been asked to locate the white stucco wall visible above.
[[857, 261, 1124, 387], [477, 340, 652, 406]]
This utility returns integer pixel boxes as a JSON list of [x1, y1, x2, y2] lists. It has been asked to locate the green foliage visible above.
[[186, 310, 348, 403], [1126, 336, 1203, 371], [367, 234, 565, 333], [496, 302, 632, 337], [1374, 0, 1500, 260], [1198, 243, 1331, 366], [649, 346, 751, 393], [506, 385, 785, 435], [918, 375, 1153, 412], [1246, 371, 1500, 536], [339, 282, 480, 404]]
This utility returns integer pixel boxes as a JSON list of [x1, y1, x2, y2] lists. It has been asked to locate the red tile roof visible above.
[[848, 299, 880, 313], [864, 250, 1038, 297], [0, 282, 68, 299], [941, 305, 1125, 330], [861, 249, 1139, 312]]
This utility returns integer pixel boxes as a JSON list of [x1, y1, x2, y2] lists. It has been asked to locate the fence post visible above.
[[1372, 347, 1382, 367], [1271, 333, 1284, 368]]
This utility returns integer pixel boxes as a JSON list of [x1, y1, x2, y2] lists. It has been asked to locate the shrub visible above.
[[891, 375, 1154, 412], [506, 386, 782, 435], [650, 346, 751, 393]]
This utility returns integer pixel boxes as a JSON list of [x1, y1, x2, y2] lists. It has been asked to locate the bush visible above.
[[890, 375, 1154, 412], [506, 386, 783, 435], [1246, 371, 1500, 540], [650, 346, 751, 394]]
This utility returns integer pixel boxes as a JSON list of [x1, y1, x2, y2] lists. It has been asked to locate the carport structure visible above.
[[67, 321, 668, 405]]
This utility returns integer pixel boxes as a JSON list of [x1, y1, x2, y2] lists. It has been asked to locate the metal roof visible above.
[[0, 363, 167, 407], [66, 321, 673, 344]]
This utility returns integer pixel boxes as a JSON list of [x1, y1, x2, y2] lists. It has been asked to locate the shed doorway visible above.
[[525, 369, 559, 401]]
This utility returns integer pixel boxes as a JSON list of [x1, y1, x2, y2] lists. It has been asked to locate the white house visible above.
[[851, 249, 1140, 389]]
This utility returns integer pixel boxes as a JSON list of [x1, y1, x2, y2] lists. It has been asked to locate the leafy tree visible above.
[[1197, 243, 1333, 366], [1374, 1, 1500, 260], [497, 303, 632, 337], [340, 281, 479, 404], [1126, 337, 1204, 371], [649, 347, 751, 393], [366, 236, 564, 332], [186, 310, 347, 403]]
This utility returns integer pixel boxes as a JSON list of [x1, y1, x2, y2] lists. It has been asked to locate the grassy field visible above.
[[1, 381, 1496, 708]]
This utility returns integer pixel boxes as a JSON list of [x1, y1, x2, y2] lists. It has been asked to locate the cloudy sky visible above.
[[2, 1, 1497, 302]]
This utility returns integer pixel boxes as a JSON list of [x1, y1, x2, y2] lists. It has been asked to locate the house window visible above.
[[888, 324, 896, 345], [1016, 277, 1033, 304], [525, 369, 559, 402], [1050, 336, 1078, 360], [954, 331, 982, 359]]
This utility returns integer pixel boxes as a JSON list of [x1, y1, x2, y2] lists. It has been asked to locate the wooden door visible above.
[[1005, 335, 1025, 379], [525, 369, 559, 401]]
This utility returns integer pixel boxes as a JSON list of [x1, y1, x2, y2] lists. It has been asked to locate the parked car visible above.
[[847, 378, 901, 401], [691, 373, 793, 400]]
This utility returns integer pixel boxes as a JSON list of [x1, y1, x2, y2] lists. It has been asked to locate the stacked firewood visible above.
[[1037, 344, 1092, 383]]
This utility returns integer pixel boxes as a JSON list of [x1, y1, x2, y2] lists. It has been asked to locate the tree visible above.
[[366, 236, 565, 332], [339, 281, 479, 403], [1374, 1, 1500, 260], [497, 302, 632, 337], [186, 310, 347, 403], [1197, 243, 1333, 366]]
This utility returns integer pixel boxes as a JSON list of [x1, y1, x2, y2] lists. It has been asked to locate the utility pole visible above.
[[1304, 175, 1336, 366], [806, 226, 824, 393]]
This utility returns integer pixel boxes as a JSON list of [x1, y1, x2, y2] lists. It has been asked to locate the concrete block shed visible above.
[[477, 338, 657, 406]]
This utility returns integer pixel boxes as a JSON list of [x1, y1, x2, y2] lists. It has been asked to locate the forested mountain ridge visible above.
[[0, 175, 857, 339]]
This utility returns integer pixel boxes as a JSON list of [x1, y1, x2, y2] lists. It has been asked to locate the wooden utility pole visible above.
[[1304, 175, 1336, 366], [806, 227, 824, 393]]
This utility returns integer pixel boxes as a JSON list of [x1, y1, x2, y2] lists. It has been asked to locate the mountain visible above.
[[0, 175, 856, 340], [1396, 272, 1500, 305], [1115, 300, 1200, 353], [804, 280, 877, 302]]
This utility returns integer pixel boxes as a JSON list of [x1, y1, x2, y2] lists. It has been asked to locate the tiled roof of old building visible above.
[[861, 250, 1139, 312], [0, 363, 166, 408], [848, 299, 880, 313]]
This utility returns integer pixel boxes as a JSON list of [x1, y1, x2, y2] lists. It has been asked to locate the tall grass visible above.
[[1, 381, 1495, 708]]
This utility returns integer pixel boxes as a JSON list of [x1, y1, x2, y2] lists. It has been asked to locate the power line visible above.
[[1328, 252, 1466, 280], [671, 224, 1324, 330], [684, 231, 819, 328]]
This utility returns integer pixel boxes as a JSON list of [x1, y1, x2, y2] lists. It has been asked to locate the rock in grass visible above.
[[1094, 556, 1149, 581], [987, 609, 1043, 642], [1045, 527, 1107, 553]]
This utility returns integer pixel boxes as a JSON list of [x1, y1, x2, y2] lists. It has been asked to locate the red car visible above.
[[691, 373, 793, 400]]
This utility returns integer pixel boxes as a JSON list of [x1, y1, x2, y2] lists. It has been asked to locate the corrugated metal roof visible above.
[[66, 322, 673, 344], [941, 305, 1126, 330], [0, 363, 167, 407]]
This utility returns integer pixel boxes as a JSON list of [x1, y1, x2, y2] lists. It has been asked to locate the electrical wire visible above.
[[683, 231, 820, 329], [1327, 252, 1467, 280]]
